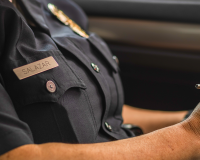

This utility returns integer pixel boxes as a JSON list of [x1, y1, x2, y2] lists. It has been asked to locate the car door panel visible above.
[[73, 0, 200, 111]]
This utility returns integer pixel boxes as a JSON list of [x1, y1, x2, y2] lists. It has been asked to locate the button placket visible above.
[[91, 63, 100, 73], [112, 55, 119, 65], [105, 122, 112, 131]]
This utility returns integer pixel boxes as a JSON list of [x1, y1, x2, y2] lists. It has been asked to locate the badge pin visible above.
[[48, 3, 89, 38]]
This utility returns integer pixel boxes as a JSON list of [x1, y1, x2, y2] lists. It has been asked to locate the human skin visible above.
[[122, 104, 188, 133], [0, 1, 199, 159], [0, 104, 200, 160]]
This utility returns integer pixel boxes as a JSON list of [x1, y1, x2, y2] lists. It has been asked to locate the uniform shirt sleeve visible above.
[[183, 110, 193, 120], [0, 81, 34, 156], [0, 1, 33, 156]]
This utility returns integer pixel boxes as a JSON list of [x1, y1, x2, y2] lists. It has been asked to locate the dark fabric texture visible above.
[[0, 0, 134, 156], [0, 83, 33, 155]]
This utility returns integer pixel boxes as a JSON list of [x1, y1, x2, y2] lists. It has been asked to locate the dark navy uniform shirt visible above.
[[0, 0, 135, 155]]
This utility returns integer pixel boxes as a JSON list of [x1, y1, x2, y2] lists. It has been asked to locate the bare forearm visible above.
[[122, 104, 188, 133], [1, 124, 199, 160]]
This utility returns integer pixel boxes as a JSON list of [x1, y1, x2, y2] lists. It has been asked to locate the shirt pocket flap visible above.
[[3, 50, 86, 108]]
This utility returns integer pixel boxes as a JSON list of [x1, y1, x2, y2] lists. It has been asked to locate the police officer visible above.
[[0, 0, 199, 160]]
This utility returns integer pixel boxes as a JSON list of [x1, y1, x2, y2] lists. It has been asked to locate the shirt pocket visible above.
[[2, 50, 86, 108]]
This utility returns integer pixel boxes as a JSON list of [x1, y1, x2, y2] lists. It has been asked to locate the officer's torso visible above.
[[0, 0, 134, 144]]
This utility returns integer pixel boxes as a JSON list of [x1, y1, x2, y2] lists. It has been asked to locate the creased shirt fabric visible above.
[[0, 0, 134, 156]]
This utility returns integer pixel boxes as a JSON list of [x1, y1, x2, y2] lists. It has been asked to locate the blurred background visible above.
[[73, 0, 200, 111]]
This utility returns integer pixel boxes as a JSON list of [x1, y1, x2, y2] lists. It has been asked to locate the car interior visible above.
[[73, 0, 200, 111]]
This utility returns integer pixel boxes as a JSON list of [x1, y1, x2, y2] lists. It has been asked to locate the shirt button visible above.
[[196, 84, 200, 89], [46, 80, 56, 93], [105, 122, 112, 131], [91, 63, 100, 73], [113, 55, 119, 65]]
